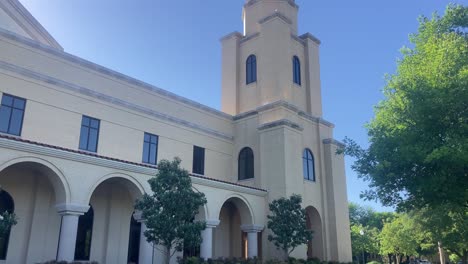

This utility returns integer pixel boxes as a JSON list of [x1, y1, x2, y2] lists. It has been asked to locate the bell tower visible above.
[[221, 0, 323, 117]]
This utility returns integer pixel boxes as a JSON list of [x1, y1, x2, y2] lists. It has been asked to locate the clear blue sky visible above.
[[19, 0, 466, 212]]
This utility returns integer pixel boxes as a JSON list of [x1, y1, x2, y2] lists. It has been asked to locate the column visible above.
[[241, 225, 264, 258], [134, 211, 154, 264], [55, 203, 89, 262], [200, 219, 220, 260]]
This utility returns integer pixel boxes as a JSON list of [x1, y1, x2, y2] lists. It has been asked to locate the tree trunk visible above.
[[438, 242, 445, 264], [388, 254, 393, 264], [164, 245, 171, 264]]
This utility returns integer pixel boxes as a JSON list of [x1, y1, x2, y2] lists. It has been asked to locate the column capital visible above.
[[205, 219, 220, 228], [241, 224, 264, 233], [55, 203, 89, 216], [133, 211, 145, 222]]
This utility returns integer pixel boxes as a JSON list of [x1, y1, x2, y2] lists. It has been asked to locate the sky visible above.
[[19, 0, 466, 212]]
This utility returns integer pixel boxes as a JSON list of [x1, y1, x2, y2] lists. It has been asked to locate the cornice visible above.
[[0, 28, 232, 121], [258, 119, 303, 132], [245, 0, 298, 9], [240, 32, 260, 44], [0, 60, 234, 141], [300, 33, 321, 45], [323, 138, 345, 148], [220, 31, 243, 42], [0, 135, 267, 196], [259, 12, 292, 25]]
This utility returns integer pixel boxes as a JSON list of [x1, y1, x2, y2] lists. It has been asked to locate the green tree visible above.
[[0, 211, 17, 236], [351, 224, 380, 263], [135, 158, 207, 264], [267, 194, 312, 259], [380, 214, 419, 264], [341, 4, 468, 212]]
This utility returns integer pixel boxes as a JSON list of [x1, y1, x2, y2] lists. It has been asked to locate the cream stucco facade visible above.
[[0, 0, 352, 263]]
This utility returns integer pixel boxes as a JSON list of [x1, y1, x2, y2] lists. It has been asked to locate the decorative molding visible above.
[[245, 0, 298, 9], [291, 34, 305, 46], [323, 138, 345, 148], [240, 224, 264, 233], [205, 219, 221, 228], [0, 60, 234, 141], [220, 31, 243, 42], [233, 110, 258, 121], [0, 135, 267, 196], [55, 203, 89, 215], [259, 12, 292, 25], [240, 32, 260, 44], [258, 119, 303, 132], [298, 111, 335, 128], [0, 29, 232, 120], [300, 33, 321, 45]]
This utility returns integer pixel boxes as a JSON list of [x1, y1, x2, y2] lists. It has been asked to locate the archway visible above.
[[85, 175, 144, 264], [0, 159, 69, 262], [306, 206, 323, 260], [214, 197, 253, 258]]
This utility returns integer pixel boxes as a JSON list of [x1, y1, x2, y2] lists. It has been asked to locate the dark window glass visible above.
[[74, 206, 94, 261], [127, 213, 141, 264], [238, 147, 254, 180], [0, 190, 14, 260], [246, 55, 257, 84], [192, 146, 205, 175], [303, 149, 315, 181], [79, 116, 100, 152], [0, 94, 26, 136], [142, 133, 158, 165], [293, 56, 301, 85]]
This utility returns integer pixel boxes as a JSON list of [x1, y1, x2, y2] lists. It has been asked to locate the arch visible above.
[[0, 190, 14, 260], [238, 147, 254, 181], [306, 206, 323, 260], [0, 156, 70, 204], [85, 173, 145, 204], [217, 194, 254, 225], [246, 54, 257, 84], [303, 149, 315, 181], [293, 55, 301, 85]]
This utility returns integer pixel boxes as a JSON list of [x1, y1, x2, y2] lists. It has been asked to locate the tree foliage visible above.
[[341, 4, 468, 211], [135, 158, 207, 264], [267, 194, 312, 258], [0, 211, 17, 236], [379, 214, 419, 262]]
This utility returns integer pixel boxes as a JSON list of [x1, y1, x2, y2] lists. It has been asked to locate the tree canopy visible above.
[[135, 158, 207, 264], [267, 194, 312, 258], [341, 4, 468, 211]]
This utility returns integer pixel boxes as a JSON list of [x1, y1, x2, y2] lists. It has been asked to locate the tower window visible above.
[[142, 132, 158, 165], [293, 56, 301, 85], [246, 55, 257, 84], [238, 147, 254, 180], [303, 149, 315, 181], [0, 94, 26, 136]]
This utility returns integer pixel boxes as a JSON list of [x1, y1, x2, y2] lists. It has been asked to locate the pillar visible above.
[[200, 219, 220, 260], [241, 225, 264, 258], [55, 203, 89, 262], [134, 211, 154, 264]]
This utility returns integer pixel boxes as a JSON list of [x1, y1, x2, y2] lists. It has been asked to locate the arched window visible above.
[[246, 55, 257, 84], [74, 206, 94, 261], [293, 56, 301, 85], [303, 149, 315, 181], [0, 190, 14, 260], [238, 147, 254, 180]]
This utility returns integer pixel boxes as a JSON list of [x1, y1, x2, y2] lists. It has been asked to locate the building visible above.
[[0, 0, 352, 263]]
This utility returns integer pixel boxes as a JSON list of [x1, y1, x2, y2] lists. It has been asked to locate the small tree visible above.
[[267, 194, 312, 258], [135, 158, 207, 264], [0, 189, 17, 236]]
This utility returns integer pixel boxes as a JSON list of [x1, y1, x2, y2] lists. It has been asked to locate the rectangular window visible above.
[[142, 132, 158, 165], [192, 146, 205, 175], [79, 115, 100, 152], [0, 94, 26, 136]]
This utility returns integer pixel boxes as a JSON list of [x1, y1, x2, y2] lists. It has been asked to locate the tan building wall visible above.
[[0, 0, 352, 263]]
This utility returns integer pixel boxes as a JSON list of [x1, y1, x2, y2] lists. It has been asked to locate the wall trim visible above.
[[323, 138, 345, 148], [258, 119, 303, 132]]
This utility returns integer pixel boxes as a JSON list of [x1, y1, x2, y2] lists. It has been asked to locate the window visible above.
[[142, 133, 158, 165], [74, 206, 94, 261], [192, 146, 205, 175], [238, 147, 254, 180], [0, 94, 26, 136], [303, 149, 315, 181], [246, 55, 257, 84], [79, 116, 100, 152], [293, 56, 301, 85], [0, 190, 14, 260]]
